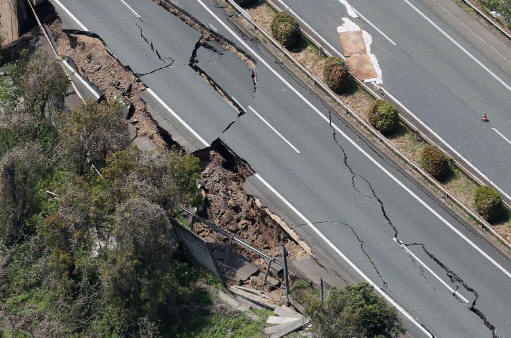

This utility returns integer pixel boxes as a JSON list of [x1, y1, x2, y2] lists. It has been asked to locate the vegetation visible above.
[[368, 100, 399, 135], [307, 282, 405, 338], [0, 49, 270, 337], [234, 0, 258, 7], [475, 185, 503, 222], [323, 57, 351, 94], [271, 12, 301, 49], [479, 0, 511, 27], [419, 145, 450, 180]]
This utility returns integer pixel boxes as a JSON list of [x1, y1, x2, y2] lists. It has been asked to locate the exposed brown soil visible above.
[[46, 14, 308, 305], [195, 150, 306, 267], [232, 0, 511, 252], [47, 20, 166, 148]]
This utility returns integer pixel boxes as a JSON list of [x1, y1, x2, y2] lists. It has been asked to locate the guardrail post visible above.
[[282, 246, 290, 305]]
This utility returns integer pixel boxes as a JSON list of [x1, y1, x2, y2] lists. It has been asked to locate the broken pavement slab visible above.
[[291, 256, 346, 288], [263, 317, 310, 338]]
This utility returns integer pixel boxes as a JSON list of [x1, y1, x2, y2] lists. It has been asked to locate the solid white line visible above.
[[382, 87, 511, 203], [146, 88, 210, 148], [62, 60, 101, 100], [249, 106, 301, 154], [254, 174, 432, 337], [493, 128, 511, 146], [51, 0, 88, 31], [196, 0, 511, 281], [394, 238, 470, 303], [351, 7, 397, 46], [279, 0, 511, 203], [404, 0, 511, 92], [119, 0, 141, 19]]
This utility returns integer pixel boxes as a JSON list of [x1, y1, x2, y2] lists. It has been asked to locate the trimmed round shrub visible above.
[[419, 145, 450, 180], [323, 57, 351, 94], [271, 12, 301, 49], [234, 0, 258, 7], [368, 100, 399, 135], [474, 185, 503, 222]]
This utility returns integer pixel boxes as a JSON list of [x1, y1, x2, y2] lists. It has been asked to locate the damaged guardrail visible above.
[[224, 0, 511, 251]]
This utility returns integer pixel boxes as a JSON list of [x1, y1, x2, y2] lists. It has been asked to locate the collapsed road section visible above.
[[46, 0, 511, 336]]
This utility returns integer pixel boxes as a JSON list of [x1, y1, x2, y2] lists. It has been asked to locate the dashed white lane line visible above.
[[209, 23, 218, 32], [249, 106, 301, 154], [254, 173, 432, 337], [350, 6, 397, 46], [394, 238, 470, 304], [52, 0, 88, 31], [404, 0, 511, 92], [146, 88, 210, 148], [279, 0, 511, 203], [62, 60, 101, 100], [119, 0, 141, 19], [493, 128, 511, 146], [196, 0, 511, 282], [381, 87, 511, 203]]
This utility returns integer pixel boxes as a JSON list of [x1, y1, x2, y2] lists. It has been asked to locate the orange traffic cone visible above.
[[482, 112, 489, 122]]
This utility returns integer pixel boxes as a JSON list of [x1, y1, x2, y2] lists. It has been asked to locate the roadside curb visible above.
[[225, 0, 511, 251], [460, 0, 511, 41]]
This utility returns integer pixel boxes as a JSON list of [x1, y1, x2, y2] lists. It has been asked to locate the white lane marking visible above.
[[146, 88, 210, 148], [119, 0, 141, 19], [350, 6, 397, 46], [381, 87, 511, 203], [209, 23, 218, 32], [198, 0, 511, 279], [62, 60, 101, 100], [404, 0, 511, 92], [255, 174, 432, 337], [493, 128, 511, 146], [52, 0, 88, 31], [279, 0, 511, 202], [394, 238, 470, 303], [249, 106, 301, 154]]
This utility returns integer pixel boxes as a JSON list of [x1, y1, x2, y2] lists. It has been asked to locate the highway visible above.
[[278, 0, 511, 205], [48, 0, 511, 336]]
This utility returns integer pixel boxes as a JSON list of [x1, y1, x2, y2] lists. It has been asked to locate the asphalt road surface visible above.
[[278, 0, 511, 204], [49, 0, 511, 336]]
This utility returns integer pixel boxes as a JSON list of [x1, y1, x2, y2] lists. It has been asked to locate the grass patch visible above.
[[190, 307, 272, 338]]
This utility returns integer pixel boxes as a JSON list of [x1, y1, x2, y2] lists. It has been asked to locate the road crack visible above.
[[405, 243, 498, 337]]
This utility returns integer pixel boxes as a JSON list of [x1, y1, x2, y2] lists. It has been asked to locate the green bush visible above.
[[234, 0, 258, 7], [474, 185, 503, 222], [271, 12, 301, 49], [368, 100, 399, 135], [420, 145, 450, 180], [308, 282, 405, 338], [323, 57, 351, 94]]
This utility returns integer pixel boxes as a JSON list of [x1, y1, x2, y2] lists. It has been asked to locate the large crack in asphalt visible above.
[[325, 110, 499, 336], [155, 0, 257, 95], [135, 22, 175, 77], [405, 243, 498, 337], [189, 36, 246, 134]]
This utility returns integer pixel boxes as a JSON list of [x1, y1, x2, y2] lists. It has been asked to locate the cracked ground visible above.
[[48, 0, 511, 335]]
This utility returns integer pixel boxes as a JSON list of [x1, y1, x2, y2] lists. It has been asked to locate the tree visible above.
[[0, 143, 49, 245], [368, 100, 399, 135], [324, 57, 351, 94], [59, 102, 131, 175], [12, 50, 68, 120], [474, 185, 503, 223], [308, 282, 405, 338], [271, 12, 301, 49], [419, 145, 450, 180]]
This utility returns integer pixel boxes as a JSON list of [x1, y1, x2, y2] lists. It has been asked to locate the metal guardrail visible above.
[[224, 0, 511, 251], [461, 0, 511, 41]]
